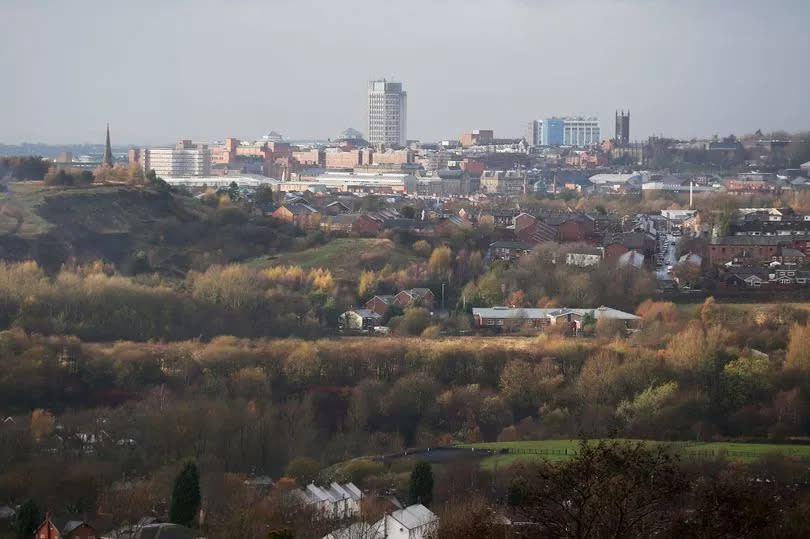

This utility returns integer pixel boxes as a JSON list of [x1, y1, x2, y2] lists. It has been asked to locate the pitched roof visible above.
[[369, 295, 397, 305], [711, 235, 810, 246], [489, 240, 533, 250], [401, 288, 433, 299], [132, 523, 204, 539], [388, 504, 438, 530], [348, 309, 382, 319], [472, 306, 639, 320], [284, 202, 318, 215]]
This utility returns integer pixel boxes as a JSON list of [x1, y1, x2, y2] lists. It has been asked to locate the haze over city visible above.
[[1, 0, 809, 145]]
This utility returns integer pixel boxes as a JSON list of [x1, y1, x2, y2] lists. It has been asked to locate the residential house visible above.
[[617, 250, 645, 269], [395, 288, 435, 310], [34, 516, 97, 539], [325, 200, 352, 215], [488, 241, 533, 261], [108, 521, 205, 539], [722, 270, 767, 288], [365, 295, 398, 315], [603, 232, 656, 262], [775, 247, 806, 265], [543, 213, 594, 242], [377, 504, 438, 539], [320, 214, 360, 233], [566, 247, 603, 267], [513, 212, 537, 232], [707, 235, 810, 265], [272, 203, 321, 231], [772, 268, 810, 285], [352, 214, 384, 236], [338, 309, 383, 331], [294, 482, 364, 520], [516, 220, 557, 245], [586, 212, 619, 234], [491, 211, 518, 228], [678, 253, 703, 266]]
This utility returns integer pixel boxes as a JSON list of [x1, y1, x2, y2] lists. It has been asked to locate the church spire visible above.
[[103, 123, 113, 167]]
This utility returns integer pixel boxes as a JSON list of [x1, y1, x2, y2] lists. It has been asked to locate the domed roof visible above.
[[262, 131, 284, 142], [337, 128, 364, 141]]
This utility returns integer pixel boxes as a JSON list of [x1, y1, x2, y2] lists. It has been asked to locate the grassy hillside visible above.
[[0, 182, 295, 274], [251, 237, 423, 280], [460, 439, 810, 468]]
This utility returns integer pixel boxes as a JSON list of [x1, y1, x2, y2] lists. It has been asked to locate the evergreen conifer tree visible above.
[[170, 461, 201, 527], [408, 461, 434, 506]]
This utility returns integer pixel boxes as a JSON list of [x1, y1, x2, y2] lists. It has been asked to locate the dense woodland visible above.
[[2, 294, 810, 536]]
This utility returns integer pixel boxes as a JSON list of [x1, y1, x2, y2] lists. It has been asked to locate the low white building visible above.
[[295, 482, 364, 519], [376, 504, 438, 539], [566, 248, 603, 267], [321, 504, 438, 539]]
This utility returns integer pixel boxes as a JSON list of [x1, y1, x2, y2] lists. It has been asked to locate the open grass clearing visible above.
[[459, 439, 810, 469]]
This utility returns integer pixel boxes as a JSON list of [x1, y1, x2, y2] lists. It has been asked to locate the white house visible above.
[[295, 482, 364, 519], [566, 248, 603, 267], [376, 505, 438, 539], [338, 309, 383, 331]]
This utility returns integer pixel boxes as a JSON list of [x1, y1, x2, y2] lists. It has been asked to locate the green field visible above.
[[459, 440, 810, 469], [250, 237, 423, 280], [678, 302, 810, 314]]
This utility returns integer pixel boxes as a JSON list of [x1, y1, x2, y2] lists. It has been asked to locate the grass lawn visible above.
[[677, 302, 810, 314], [459, 439, 810, 469], [250, 238, 423, 280]]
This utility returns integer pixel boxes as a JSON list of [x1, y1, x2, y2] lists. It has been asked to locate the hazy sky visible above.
[[1, 0, 808, 145]]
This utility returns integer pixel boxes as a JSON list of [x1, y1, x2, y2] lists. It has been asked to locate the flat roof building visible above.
[[141, 140, 211, 177]]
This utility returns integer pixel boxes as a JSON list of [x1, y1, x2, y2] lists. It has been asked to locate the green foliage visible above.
[[44, 167, 94, 186], [722, 354, 772, 409], [400, 307, 431, 335], [16, 500, 40, 539], [408, 461, 434, 506], [617, 381, 679, 426], [170, 461, 201, 527], [0, 156, 49, 181], [334, 459, 385, 484], [412, 240, 432, 258], [284, 457, 322, 484]]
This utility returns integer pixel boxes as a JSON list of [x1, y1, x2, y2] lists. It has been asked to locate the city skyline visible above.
[[1, 0, 809, 145]]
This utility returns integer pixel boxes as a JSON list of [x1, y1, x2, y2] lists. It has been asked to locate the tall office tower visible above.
[[526, 120, 544, 146], [367, 79, 407, 147], [615, 110, 630, 145]]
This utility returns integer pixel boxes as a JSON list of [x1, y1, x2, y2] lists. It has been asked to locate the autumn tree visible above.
[[786, 323, 810, 371], [508, 440, 687, 538], [428, 246, 452, 276], [30, 409, 55, 442]]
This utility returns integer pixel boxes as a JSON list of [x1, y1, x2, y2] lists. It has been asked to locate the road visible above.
[[655, 232, 678, 281]]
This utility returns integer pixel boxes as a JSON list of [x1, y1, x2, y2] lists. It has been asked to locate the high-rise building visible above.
[[530, 117, 600, 147], [141, 140, 211, 177], [615, 110, 630, 146], [526, 120, 543, 147], [367, 79, 407, 148]]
